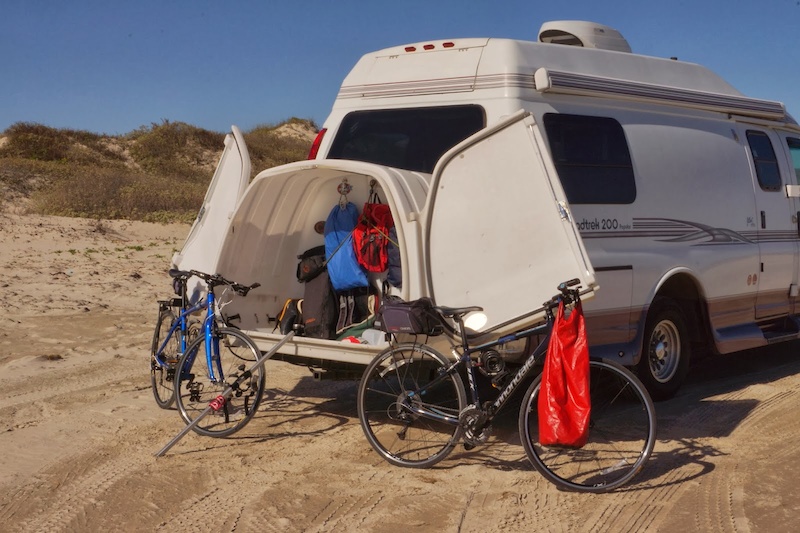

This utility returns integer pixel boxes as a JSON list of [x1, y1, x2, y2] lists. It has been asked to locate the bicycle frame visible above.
[[199, 289, 224, 383], [177, 285, 234, 384], [153, 297, 207, 367], [404, 305, 558, 426]]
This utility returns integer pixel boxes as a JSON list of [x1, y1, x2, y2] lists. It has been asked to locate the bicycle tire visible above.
[[357, 342, 467, 468], [174, 326, 265, 438], [518, 359, 657, 493], [150, 308, 179, 409]]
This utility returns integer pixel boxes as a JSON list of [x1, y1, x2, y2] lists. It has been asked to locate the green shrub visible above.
[[128, 120, 224, 178], [0, 157, 63, 196], [1, 123, 73, 161], [1, 117, 314, 221], [0, 122, 125, 165], [29, 166, 204, 222], [243, 120, 315, 178]]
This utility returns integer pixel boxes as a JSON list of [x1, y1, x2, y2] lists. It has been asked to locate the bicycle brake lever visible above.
[[234, 282, 259, 296]]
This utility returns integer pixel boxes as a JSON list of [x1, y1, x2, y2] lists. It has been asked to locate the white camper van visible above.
[[174, 21, 800, 400]]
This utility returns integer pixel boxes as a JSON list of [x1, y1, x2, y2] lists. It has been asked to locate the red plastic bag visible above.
[[538, 300, 591, 447]]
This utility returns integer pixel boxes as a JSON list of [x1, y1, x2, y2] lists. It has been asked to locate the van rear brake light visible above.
[[308, 128, 327, 160]]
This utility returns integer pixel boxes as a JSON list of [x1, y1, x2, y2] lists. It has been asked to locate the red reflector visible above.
[[404, 46, 416, 52], [307, 128, 327, 160], [423, 44, 434, 50], [443, 42, 455, 48]]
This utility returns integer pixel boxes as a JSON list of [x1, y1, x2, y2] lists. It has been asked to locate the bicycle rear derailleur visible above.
[[459, 405, 492, 449]]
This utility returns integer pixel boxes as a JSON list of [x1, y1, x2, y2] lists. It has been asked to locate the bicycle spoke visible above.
[[519, 359, 656, 492], [358, 343, 466, 468], [175, 328, 265, 438], [150, 309, 178, 409]]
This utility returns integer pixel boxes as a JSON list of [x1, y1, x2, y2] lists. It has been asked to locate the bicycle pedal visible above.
[[463, 442, 476, 451]]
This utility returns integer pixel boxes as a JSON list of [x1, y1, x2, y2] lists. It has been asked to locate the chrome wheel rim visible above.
[[648, 319, 680, 383]]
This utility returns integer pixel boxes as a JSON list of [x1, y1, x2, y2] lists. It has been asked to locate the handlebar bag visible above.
[[376, 297, 442, 336], [537, 300, 591, 448], [296, 245, 326, 282]]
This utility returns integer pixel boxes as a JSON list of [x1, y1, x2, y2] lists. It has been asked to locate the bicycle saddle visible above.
[[168, 268, 192, 279], [433, 305, 483, 319]]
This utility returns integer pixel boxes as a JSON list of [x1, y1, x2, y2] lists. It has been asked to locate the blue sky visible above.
[[3, 0, 800, 135]]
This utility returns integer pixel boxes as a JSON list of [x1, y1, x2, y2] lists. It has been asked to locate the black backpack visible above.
[[302, 269, 338, 339]]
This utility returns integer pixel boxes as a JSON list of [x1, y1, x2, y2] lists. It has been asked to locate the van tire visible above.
[[636, 297, 690, 401]]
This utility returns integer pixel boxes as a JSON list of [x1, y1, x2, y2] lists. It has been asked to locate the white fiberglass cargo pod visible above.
[[423, 110, 596, 333], [172, 125, 251, 301], [187, 111, 596, 366]]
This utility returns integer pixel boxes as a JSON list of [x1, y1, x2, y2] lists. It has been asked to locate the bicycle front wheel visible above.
[[519, 359, 657, 493], [175, 327, 265, 438], [150, 308, 178, 409], [357, 343, 466, 468]]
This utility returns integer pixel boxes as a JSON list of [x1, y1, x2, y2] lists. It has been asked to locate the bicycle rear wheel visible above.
[[357, 343, 466, 468], [150, 309, 178, 409], [175, 327, 265, 438], [519, 359, 656, 493]]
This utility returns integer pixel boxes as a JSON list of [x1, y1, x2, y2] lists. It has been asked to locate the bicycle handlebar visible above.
[[433, 279, 591, 340], [167, 268, 260, 297], [557, 278, 581, 293]]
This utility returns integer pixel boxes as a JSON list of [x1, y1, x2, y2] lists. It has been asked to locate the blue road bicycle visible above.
[[152, 269, 265, 437]]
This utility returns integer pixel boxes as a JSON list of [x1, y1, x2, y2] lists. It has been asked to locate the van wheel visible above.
[[636, 297, 690, 401]]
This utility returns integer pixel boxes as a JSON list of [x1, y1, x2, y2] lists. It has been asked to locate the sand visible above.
[[1, 211, 799, 532]]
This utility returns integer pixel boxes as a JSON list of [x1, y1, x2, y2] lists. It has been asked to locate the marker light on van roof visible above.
[[308, 128, 327, 159], [404, 42, 456, 53]]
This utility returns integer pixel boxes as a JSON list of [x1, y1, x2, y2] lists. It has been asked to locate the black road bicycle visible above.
[[357, 280, 656, 493]]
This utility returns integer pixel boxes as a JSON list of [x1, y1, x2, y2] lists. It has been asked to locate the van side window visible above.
[[746, 131, 782, 192], [542, 114, 636, 204], [327, 106, 485, 174], [786, 137, 800, 184]]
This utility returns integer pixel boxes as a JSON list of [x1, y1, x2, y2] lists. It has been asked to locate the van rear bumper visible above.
[[245, 329, 383, 367]]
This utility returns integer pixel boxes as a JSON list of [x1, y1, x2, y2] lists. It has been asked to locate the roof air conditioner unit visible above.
[[538, 21, 632, 53]]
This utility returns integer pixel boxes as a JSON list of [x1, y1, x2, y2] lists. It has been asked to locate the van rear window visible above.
[[327, 106, 485, 173], [543, 114, 636, 204]]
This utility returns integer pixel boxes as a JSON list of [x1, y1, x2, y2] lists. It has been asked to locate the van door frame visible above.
[[740, 125, 798, 320], [775, 130, 800, 314]]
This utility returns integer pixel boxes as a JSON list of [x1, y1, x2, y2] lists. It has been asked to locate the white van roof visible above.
[[336, 24, 788, 122]]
